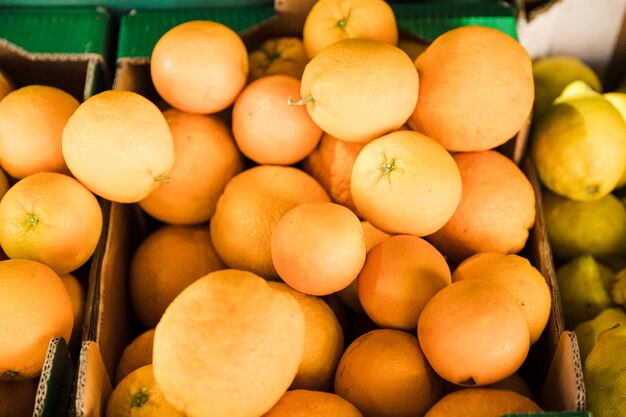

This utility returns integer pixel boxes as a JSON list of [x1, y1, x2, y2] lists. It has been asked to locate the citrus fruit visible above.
[[424, 388, 542, 416], [426, 150, 536, 263], [334, 328, 442, 417], [248, 36, 309, 82], [0, 172, 103, 275], [358, 234, 451, 331], [130, 224, 225, 328], [263, 389, 363, 417], [452, 252, 551, 345], [0, 67, 13, 100], [350, 130, 462, 236], [139, 108, 243, 225], [0, 259, 73, 379], [541, 188, 626, 262], [268, 282, 344, 391], [62, 89, 175, 203], [296, 38, 418, 143], [271, 202, 365, 295], [417, 279, 530, 386], [0, 168, 10, 203], [301, 132, 365, 215], [150, 20, 248, 114], [530, 80, 626, 201], [409, 25, 533, 152], [106, 364, 184, 417], [302, 0, 398, 59], [532, 55, 602, 120], [60, 273, 86, 350], [0, 378, 37, 417], [115, 329, 155, 386], [232, 74, 322, 165], [0, 85, 79, 179], [152, 269, 305, 417], [556, 254, 615, 329], [210, 165, 330, 279]]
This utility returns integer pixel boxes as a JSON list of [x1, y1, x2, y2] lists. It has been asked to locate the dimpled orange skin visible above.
[[150, 20, 249, 114]]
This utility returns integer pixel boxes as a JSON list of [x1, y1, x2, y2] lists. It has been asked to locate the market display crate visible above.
[[0, 5, 113, 416], [72, 1, 585, 416]]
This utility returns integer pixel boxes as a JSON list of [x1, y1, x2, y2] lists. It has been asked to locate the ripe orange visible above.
[[106, 364, 184, 417], [232, 74, 322, 165], [0, 259, 73, 379], [336, 220, 391, 313], [296, 38, 418, 143], [130, 224, 225, 328], [210, 165, 330, 279], [417, 279, 530, 386], [263, 390, 363, 417], [0, 172, 103, 275], [248, 36, 309, 82], [268, 282, 344, 391], [139, 108, 243, 225], [150, 20, 248, 114], [60, 273, 86, 351], [350, 130, 462, 236], [302, 0, 398, 59], [62, 89, 175, 203], [408, 25, 533, 152], [0, 378, 37, 417], [426, 151, 536, 263], [0, 67, 12, 100], [114, 328, 155, 386], [452, 252, 551, 345], [0, 85, 79, 179], [301, 132, 365, 215], [272, 202, 366, 295], [334, 328, 442, 417], [152, 269, 305, 417], [358, 234, 451, 331], [444, 372, 535, 400], [424, 388, 542, 417]]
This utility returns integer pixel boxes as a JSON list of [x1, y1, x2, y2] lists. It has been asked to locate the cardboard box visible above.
[[75, 1, 585, 416], [0, 6, 112, 416]]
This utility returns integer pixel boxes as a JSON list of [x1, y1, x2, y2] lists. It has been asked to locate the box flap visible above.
[[71, 341, 113, 417], [34, 337, 75, 417]]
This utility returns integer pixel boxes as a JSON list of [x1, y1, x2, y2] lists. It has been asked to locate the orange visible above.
[[263, 389, 363, 417], [139, 108, 243, 225], [210, 165, 330, 279], [0, 172, 103, 275], [417, 279, 530, 386], [358, 234, 451, 331], [302, 0, 398, 59], [152, 269, 305, 417], [115, 329, 155, 386], [296, 38, 418, 143], [268, 282, 344, 391], [426, 151, 536, 264], [106, 364, 184, 417], [0, 378, 37, 417], [248, 36, 309, 82], [150, 20, 248, 114], [444, 372, 535, 400], [452, 252, 551, 345], [301, 132, 365, 215], [334, 328, 442, 417], [60, 273, 86, 350], [62, 89, 175, 203], [272, 202, 365, 295], [0, 259, 73, 379], [0, 67, 13, 100], [408, 25, 533, 152], [351, 130, 462, 236], [232, 74, 322, 165], [424, 388, 542, 417], [130, 224, 225, 329], [336, 220, 391, 313], [0, 85, 79, 179]]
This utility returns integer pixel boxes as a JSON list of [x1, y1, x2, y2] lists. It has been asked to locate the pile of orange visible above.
[[0, 0, 551, 415]]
